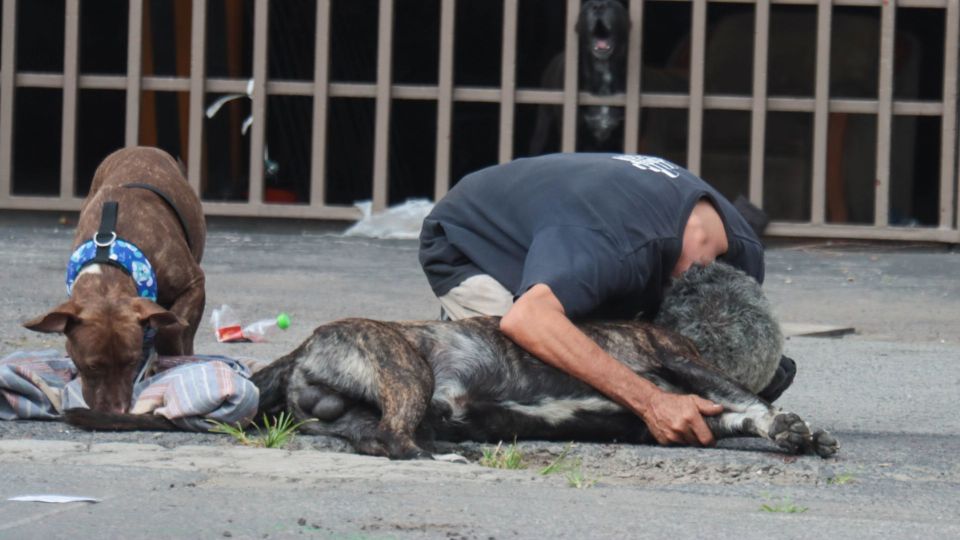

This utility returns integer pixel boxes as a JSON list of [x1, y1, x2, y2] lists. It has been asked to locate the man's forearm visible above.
[[499, 286, 662, 417]]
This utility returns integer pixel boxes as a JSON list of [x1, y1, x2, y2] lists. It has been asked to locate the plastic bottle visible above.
[[211, 305, 291, 343], [240, 312, 291, 342]]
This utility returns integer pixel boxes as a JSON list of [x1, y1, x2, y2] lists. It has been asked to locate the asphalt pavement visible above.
[[1, 211, 958, 539]]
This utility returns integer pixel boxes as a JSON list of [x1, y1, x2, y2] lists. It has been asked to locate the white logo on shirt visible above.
[[612, 154, 680, 179]]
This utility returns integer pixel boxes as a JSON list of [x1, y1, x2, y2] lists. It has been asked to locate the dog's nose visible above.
[[99, 399, 129, 415]]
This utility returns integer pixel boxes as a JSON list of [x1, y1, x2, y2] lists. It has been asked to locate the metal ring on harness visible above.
[[93, 231, 117, 248]]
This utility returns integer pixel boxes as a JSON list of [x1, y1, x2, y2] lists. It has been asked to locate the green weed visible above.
[[539, 442, 597, 488], [759, 494, 808, 513], [210, 411, 316, 449], [827, 472, 856, 485], [479, 440, 527, 469]]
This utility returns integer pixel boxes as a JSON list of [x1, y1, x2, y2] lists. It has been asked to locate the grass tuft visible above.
[[759, 494, 808, 513], [827, 472, 856, 485], [210, 412, 316, 449], [479, 440, 527, 470], [539, 442, 597, 488]]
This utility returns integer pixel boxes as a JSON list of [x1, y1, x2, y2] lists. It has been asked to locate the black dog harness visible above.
[[123, 182, 195, 252]]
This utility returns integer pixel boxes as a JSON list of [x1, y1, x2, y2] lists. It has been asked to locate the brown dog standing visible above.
[[25, 146, 206, 413]]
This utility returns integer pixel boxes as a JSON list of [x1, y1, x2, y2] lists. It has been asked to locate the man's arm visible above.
[[499, 283, 722, 446]]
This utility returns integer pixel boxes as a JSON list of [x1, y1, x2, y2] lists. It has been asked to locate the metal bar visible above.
[[749, 0, 770, 206], [873, 0, 895, 227], [14, 75, 944, 115], [0, 197, 85, 210], [14, 73, 67, 87], [208, 78, 253, 93], [248, 0, 269, 204], [125, 0, 144, 147], [187, 0, 207, 194], [498, 0, 518, 163], [174, 0, 191, 167], [371, 0, 395, 211], [0, 195, 362, 221], [142, 76, 191, 91], [686, 0, 707, 174], [560, 0, 579, 152], [433, 0, 455, 200], [623, 0, 643, 153], [810, 0, 832, 225], [890, 101, 945, 115], [0, 0, 17, 201], [632, 92, 690, 108], [60, 0, 80, 199], [192, 202, 364, 220], [329, 82, 377, 98], [654, 0, 947, 6], [453, 86, 504, 102], [940, 0, 958, 229], [309, 0, 331, 207], [765, 221, 960, 242], [1, 193, 957, 243], [82, 75, 128, 89]]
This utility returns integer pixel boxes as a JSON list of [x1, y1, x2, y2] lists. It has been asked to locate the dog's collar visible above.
[[65, 238, 158, 301]]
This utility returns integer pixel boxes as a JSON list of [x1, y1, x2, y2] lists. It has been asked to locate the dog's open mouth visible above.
[[590, 20, 615, 59]]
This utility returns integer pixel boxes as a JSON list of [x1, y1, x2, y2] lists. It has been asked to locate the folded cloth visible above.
[[0, 350, 260, 431], [0, 350, 75, 421]]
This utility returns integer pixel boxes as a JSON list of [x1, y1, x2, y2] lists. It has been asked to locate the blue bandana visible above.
[[65, 239, 158, 302]]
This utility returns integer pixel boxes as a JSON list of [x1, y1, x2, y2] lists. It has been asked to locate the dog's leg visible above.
[[296, 404, 391, 456], [656, 354, 838, 457], [156, 279, 205, 355], [282, 321, 435, 459]]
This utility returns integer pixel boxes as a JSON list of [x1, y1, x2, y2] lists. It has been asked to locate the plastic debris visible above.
[[211, 305, 290, 343], [343, 199, 435, 240]]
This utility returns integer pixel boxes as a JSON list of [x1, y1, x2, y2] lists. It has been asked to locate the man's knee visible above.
[[437, 275, 514, 320]]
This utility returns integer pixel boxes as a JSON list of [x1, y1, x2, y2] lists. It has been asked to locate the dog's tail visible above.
[[249, 352, 297, 418]]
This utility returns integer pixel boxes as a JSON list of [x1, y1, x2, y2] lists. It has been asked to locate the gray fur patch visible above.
[[502, 397, 624, 425], [654, 263, 783, 392]]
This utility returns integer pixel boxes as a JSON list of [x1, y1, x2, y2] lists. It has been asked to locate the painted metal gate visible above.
[[0, 0, 958, 242]]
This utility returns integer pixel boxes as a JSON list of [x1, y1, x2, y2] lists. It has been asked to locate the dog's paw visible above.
[[387, 440, 431, 460], [811, 429, 839, 458], [354, 434, 429, 460], [354, 436, 391, 457], [768, 412, 812, 454]]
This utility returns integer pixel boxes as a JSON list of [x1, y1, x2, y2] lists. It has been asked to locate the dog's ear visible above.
[[130, 298, 187, 329], [23, 303, 81, 334]]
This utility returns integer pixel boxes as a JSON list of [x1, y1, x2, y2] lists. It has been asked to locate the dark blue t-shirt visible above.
[[419, 153, 764, 320]]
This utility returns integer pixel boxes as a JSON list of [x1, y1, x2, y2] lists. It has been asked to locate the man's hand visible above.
[[500, 284, 724, 448], [641, 391, 723, 446]]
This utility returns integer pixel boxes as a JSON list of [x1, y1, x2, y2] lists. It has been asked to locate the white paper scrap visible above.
[[431, 453, 469, 464], [7, 495, 101, 504]]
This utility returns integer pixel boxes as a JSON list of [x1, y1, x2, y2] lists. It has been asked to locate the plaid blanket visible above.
[[0, 350, 260, 431]]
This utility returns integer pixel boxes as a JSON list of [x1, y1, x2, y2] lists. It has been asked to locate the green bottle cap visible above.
[[276, 312, 291, 330]]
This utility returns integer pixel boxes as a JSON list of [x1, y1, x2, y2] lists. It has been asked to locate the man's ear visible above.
[[23, 302, 81, 334], [130, 298, 187, 329]]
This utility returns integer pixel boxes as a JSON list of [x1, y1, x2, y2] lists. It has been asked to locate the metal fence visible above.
[[1, 0, 958, 242]]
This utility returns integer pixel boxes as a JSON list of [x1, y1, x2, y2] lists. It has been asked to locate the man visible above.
[[419, 153, 795, 447]]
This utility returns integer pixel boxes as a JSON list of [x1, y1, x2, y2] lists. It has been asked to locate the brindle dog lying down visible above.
[[248, 263, 837, 459]]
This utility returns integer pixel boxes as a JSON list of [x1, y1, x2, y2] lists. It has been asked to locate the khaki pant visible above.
[[437, 274, 514, 320]]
